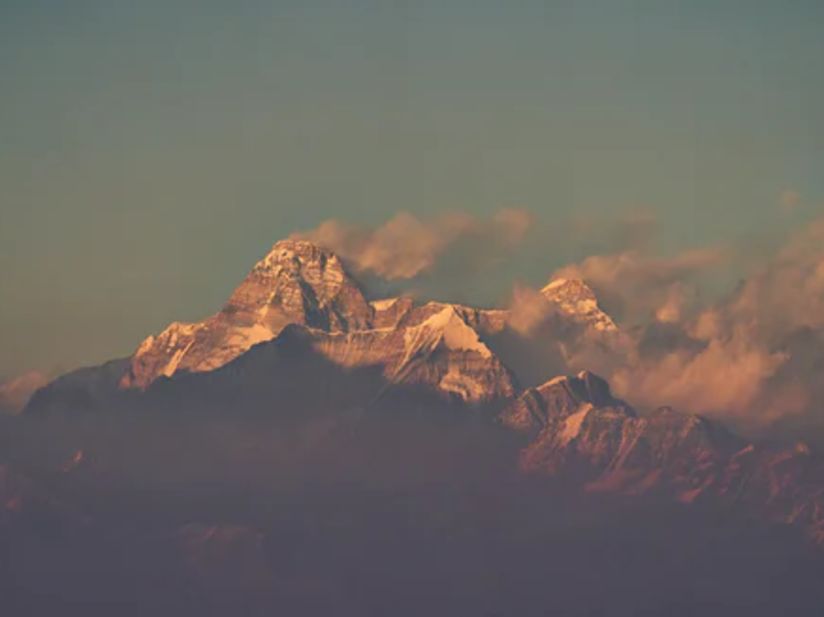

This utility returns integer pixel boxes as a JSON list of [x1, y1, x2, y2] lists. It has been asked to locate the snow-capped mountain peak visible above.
[[120, 239, 372, 389], [540, 278, 618, 333], [118, 239, 624, 392]]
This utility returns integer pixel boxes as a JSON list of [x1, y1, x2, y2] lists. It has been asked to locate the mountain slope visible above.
[[120, 239, 374, 389], [101, 239, 621, 408], [540, 278, 618, 334], [117, 239, 620, 395], [21, 234, 824, 549], [25, 358, 130, 416], [503, 372, 824, 545], [0, 371, 50, 414], [311, 304, 516, 403]]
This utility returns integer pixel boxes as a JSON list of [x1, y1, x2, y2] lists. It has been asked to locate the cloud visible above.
[[611, 325, 788, 422], [295, 207, 824, 433], [732, 216, 824, 334], [550, 246, 729, 324], [506, 284, 554, 336], [599, 215, 824, 430], [498, 213, 824, 434], [654, 282, 691, 324], [292, 208, 534, 281]]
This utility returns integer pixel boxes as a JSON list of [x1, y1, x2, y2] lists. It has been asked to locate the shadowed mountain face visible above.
[[119, 240, 374, 390], [2, 412, 824, 617], [10, 238, 824, 614]]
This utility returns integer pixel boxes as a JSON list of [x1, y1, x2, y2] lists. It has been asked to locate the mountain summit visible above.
[[540, 278, 618, 333], [118, 239, 618, 399], [120, 239, 373, 389]]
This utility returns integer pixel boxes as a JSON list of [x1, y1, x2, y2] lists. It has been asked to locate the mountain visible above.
[[307, 303, 516, 403], [502, 372, 824, 545], [0, 371, 49, 414], [19, 235, 824, 551], [25, 358, 130, 416], [108, 239, 612, 406], [117, 239, 518, 401], [540, 278, 618, 334], [117, 239, 617, 394], [120, 239, 374, 390], [499, 370, 632, 435]]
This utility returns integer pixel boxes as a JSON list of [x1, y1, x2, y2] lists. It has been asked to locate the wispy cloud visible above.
[[550, 246, 729, 324], [292, 208, 534, 281], [603, 216, 824, 427]]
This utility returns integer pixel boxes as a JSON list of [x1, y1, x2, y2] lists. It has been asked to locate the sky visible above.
[[1, 0, 823, 377]]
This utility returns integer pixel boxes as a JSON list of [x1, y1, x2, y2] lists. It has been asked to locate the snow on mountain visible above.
[[17, 233, 824, 551], [404, 305, 493, 359], [118, 239, 618, 396], [502, 371, 824, 545], [499, 370, 629, 435], [120, 239, 373, 389], [540, 278, 618, 333], [306, 303, 516, 403]]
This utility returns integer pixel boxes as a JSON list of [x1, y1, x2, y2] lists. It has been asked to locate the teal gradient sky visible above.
[[1, 0, 823, 376]]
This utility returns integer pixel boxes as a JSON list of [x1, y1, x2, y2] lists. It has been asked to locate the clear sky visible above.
[[1, 0, 823, 376]]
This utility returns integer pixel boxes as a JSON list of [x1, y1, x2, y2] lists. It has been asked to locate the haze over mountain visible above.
[[4, 3, 824, 613], [0, 370, 49, 414], [16, 235, 824, 552], [1, 230, 824, 614]]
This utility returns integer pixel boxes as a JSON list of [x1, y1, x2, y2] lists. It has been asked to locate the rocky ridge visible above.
[[20, 236, 824, 548], [116, 239, 609, 402], [501, 372, 824, 545]]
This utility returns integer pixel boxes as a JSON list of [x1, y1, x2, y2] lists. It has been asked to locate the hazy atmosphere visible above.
[[2, 0, 823, 376], [2, 3, 824, 615]]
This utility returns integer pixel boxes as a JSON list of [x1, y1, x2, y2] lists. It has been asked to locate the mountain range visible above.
[[13, 237, 824, 554]]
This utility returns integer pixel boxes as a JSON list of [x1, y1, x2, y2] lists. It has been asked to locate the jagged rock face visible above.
[[120, 240, 374, 389], [396, 301, 509, 335], [522, 393, 726, 486], [369, 296, 416, 329], [225, 240, 372, 332], [118, 237, 623, 394], [123, 263, 516, 403], [521, 404, 737, 488], [507, 374, 824, 544], [307, 304, 517, 403], [500, 370, 631, 435], [709, 441, 824, 543], [117, 237, 525, 399], [117, 237, 625, 395], [541, 278, 618, 334]]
